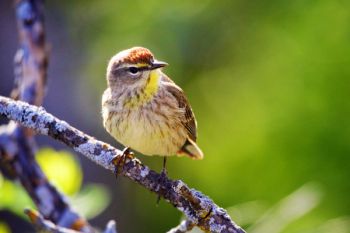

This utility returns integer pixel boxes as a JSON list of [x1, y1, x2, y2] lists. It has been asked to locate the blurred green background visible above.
[[0, 0, 350, 232]]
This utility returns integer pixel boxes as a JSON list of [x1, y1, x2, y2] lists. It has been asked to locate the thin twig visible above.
[[0, 124, 94, 233], [25, 208, 82, 233], [103, 221, 118, 233], [167, 220, 195, 233], [25, 209, 118, 233], [0, 96, 246, 233]]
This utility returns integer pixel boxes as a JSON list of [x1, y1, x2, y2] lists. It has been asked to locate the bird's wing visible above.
[[162, 76, 197, 141]]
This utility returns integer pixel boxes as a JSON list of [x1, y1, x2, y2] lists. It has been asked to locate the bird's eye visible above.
[[128, 67, 139, 74]]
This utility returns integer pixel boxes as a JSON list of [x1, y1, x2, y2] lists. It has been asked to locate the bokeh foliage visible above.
[[2, 0, 350, 232], [0, 148, 110, 227], [54, 0, 350, 232]]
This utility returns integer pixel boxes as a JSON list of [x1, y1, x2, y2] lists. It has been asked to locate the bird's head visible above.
[[106, 47, 168, 89]]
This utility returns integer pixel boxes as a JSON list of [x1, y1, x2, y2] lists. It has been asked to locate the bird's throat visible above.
[[124, 70, 160, 108], [144, 70, 160, 98]]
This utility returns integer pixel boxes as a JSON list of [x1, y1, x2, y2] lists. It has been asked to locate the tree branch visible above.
[[0, 0, 108, 232], [0, 96, 246, 233], [25, 208, 83, 233], [167, 220, 195, 233], [25, 208, 117, 233], [1, 1, 245, 232], [0, 122, 95, 233]]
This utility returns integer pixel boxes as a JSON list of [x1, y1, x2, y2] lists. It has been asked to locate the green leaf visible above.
[[36, 148, 82, 196], [227, 201, 268, 227], [0, 148, 82, 218], [70, 184, 111, 220], [0, 222, 11, 233], [248, 183, 322, 233], [0, 173, 34, 218], [315, 216, 350, 233]]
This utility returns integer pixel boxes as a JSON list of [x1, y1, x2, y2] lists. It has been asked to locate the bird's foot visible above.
[[156, 157, 168, 205], [111, 147, 134, 180]]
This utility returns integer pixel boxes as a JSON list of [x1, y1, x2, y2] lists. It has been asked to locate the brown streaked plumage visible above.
[[102, 47, 203, 160]]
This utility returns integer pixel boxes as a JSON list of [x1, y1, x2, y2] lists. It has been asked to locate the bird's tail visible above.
[[178, 138, 204, 160]]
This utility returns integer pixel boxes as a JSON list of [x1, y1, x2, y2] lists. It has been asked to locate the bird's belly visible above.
[[106, 107, 187, 156]]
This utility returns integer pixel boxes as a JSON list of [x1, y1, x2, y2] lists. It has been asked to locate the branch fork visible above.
[[0, 96, 245, 233], [0, 0, 246, 232]]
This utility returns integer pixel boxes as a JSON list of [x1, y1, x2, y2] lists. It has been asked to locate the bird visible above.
[[101, 47, 203, 176]]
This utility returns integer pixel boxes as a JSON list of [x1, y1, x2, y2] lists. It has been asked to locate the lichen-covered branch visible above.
[[0, 123, 95, 233], [25, 209, 117, 233], [0, 96, 246, 233], [1, 0, 244, 233], [0, 0, 103, 232], [167, 220, 195, 233], [25, 208, 83, 233], [12, 0, 48, 106]]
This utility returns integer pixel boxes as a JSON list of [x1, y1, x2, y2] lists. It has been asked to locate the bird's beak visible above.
[[150, 60, 168, 70]]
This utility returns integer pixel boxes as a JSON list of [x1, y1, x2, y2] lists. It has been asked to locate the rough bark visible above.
[[167, 220, 195, 233], [25, 209, 117, 233], [0, 0, 246, 232], [0, 0, 111, 232], [0, 96, 246, 233]]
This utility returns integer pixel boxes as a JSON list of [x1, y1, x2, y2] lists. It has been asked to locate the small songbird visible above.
[[102, 47, 203, 171]]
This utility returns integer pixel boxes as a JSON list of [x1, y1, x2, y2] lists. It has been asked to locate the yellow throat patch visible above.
[[124, 70, 160, 108]]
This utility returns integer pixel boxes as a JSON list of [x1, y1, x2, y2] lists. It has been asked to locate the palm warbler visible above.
[[102, 47, 203, 167]]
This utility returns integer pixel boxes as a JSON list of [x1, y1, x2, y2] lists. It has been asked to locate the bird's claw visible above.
[[111, 147, 134, 180], [156, 157, 168, 205]]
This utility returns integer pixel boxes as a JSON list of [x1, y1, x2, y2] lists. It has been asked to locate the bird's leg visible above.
[[156, 157, 168, 205], [111, 147, 134, 180], [161, 156, 168, 176]]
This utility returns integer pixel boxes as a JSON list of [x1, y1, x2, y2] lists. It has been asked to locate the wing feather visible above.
[[162, 75, 197, 141]]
